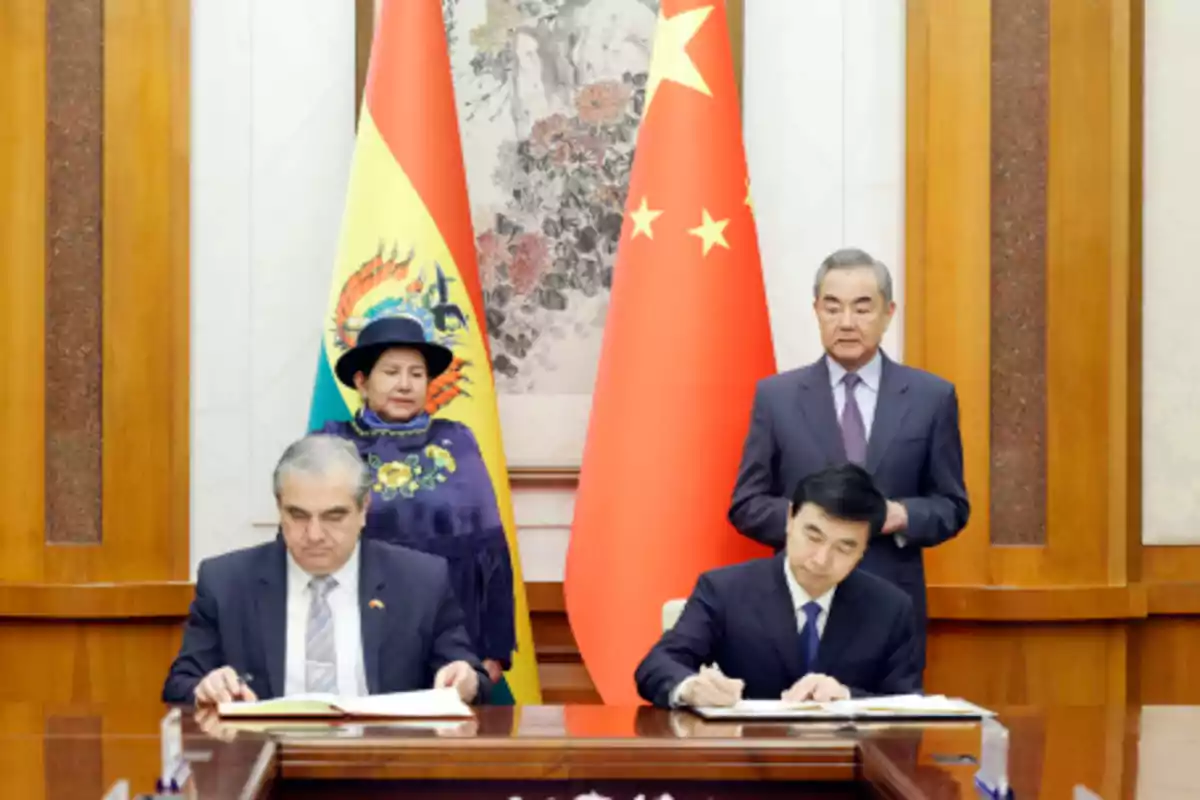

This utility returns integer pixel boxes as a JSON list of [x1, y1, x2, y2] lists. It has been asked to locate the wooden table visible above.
[[2, 703, 1197, 798]]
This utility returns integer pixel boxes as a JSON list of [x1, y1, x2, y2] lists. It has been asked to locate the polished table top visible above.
[[0, 703, 1195, 798]]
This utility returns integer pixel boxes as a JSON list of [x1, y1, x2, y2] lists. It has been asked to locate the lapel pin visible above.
[[368, 598, 385, 610]]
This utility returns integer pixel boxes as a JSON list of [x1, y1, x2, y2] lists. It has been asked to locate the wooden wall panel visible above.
[[908, 0, 1137, 588], [905, 0, 992, 586], [0, 623, 182, 703], [0, 704, 47, 800], [0, 0, 48, 582], [924, 622, 1127, 706], [1133, 618, 1200, 704], [0, 0, 191, 705], [1142, 547, 1200, 585], [1039, 0, 1131, 586], [0, 0, 190, 589], [93, 0, 190, 583]]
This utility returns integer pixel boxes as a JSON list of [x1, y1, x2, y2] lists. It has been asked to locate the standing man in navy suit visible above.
[[163, 434, 489, 706], [729, 248, 969, 675], [637, 464, 919, 707]]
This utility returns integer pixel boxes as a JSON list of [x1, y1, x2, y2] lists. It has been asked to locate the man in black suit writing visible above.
[[163, 434, 489, 706], [636, 464, 919, 707], [729, 248, 969, 674]]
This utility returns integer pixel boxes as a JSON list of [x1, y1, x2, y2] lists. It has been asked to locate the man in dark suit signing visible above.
[[729, 248, 969, 673], [163, 434, 489, 706], [636, 464, 919, 707]]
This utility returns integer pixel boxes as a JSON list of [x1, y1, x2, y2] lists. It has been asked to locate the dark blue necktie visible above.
[[800, 601, 822, 674]]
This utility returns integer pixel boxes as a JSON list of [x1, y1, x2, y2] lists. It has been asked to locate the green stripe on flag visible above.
[[308, 346, 352, 431], [490, 675, 515, 706]]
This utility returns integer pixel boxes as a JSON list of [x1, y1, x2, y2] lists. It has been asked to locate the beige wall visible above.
[[1143, 0, 1200, 546]]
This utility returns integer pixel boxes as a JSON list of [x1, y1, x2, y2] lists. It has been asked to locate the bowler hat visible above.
[[334, 316, 454, 388]]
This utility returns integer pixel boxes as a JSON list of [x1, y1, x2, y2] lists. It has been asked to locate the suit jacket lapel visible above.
[[255, 539, 288, 699], [816, 572, 861, 671], [797, 359, 846, 465], [866, 356, 912, 474], [758, 556, 805, 680], [359, 542, 386, 695]]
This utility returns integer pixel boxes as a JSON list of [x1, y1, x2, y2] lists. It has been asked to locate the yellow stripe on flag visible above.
[[325, 109, 541, 704]]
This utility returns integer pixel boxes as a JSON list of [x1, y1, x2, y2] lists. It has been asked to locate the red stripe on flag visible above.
[[364, 0, 489, 349], [564, 0, 775, 705]]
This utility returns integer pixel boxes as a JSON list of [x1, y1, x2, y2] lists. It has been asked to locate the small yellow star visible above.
[[687, 208, 730, 256], [628, 196, 664, 240], [644, 6, 714, 115], [745, 178, 754, 213]]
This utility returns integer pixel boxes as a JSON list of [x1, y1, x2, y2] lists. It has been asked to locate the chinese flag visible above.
[[565, 0, 775, 705]]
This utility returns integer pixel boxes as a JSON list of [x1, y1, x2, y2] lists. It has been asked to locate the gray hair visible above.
[[812, 248, 894, 304], [272, 435, 372, 507]]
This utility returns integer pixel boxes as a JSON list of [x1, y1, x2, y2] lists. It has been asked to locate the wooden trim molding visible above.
[[0, 582, 193, 619], [928, 585, 1146, 621], [528, 581, 567, 613], [528, 581, 1193, 622], [508, 468, 580, 487], [2, 578, 1191, 623], [1146, 582, 1200, 616]]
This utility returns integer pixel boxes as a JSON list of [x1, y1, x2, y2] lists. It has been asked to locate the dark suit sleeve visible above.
[[162, 561, 224, 703], [634, 575, 721, 708], [898, 386, 970, 547], [847, 595, 920, 698], [728, 384, 790, 550], [428, 569, 493, 705]]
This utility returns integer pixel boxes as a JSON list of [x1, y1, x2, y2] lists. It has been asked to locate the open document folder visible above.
[[691, 694, 994, 722], [217, 688, 473, 719]]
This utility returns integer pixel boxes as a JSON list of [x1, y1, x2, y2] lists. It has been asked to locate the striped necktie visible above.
[[305, 576, 338, 693]]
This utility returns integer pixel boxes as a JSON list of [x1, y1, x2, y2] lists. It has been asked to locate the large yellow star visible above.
[[688, 208, 730, 256], [644, 6, 714, 115], [628, 196, 664, 239]]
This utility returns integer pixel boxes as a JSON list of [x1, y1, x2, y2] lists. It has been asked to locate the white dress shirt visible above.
[[827, 351, 907, 546], [284, 543, 368, 697], [782, 558, 836, 638], [826, 350, 882, 441], [670, 562, 837, 707]]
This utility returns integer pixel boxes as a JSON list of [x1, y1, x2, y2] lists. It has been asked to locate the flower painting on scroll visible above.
[[445, 0, 659, 466]]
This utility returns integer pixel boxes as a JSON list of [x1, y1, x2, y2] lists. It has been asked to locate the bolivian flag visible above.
[[307, 0, 540, 704]]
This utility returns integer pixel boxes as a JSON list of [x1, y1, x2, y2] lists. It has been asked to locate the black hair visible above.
[[789, 463, 887, 538]]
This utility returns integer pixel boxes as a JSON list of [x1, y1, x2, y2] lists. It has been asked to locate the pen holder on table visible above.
[[974, 716, 1012, 798]]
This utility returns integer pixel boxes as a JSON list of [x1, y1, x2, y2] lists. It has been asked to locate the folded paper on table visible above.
[[217, 688, 473, 719], [218, 720, 475, 738], [691, 694, 994, 721]]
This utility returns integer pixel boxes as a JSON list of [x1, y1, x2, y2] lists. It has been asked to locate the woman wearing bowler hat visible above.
[[315, 315, 514, 689]]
